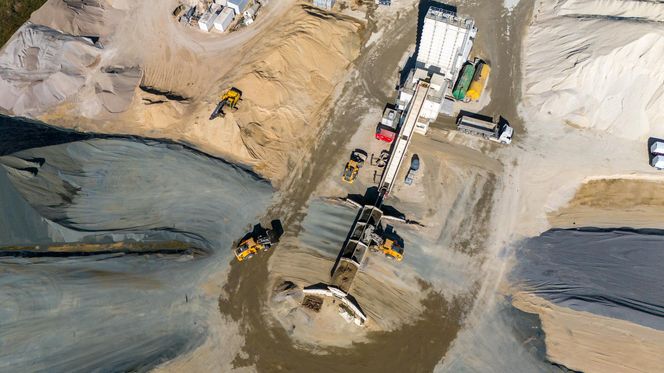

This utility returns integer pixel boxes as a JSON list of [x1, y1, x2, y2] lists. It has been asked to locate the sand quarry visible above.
[[1, 0, 664, 372]]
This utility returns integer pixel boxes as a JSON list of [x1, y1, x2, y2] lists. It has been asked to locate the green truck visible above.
[[452, 63, 476, 100]]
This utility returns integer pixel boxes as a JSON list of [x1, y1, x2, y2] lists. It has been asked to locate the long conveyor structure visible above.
[[307, 79, 432, 326], [378, 80, 430, 196]]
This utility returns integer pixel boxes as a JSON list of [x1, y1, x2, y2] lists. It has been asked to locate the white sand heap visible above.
[[0, 23, 141, 117], [521, 0, 664, 140], [0, 23, 99, 115], [30, 0, 126, 37]]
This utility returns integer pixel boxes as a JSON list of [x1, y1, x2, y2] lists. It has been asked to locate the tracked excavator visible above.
[[209, 87, 242, 120]]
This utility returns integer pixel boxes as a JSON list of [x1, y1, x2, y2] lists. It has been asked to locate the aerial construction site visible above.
[[1, 0, 664, 372]]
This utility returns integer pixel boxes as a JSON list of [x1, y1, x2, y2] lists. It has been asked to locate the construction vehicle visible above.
[[379, 237, 404, 261], [342, 150, 367, 184], [209, 87, 242, 120], [375, 107, 401, 143], [368, 228, 404, 262], [234, 225, 274, 262], [404, 154, 420, 185], [457, 114, 513, 144]]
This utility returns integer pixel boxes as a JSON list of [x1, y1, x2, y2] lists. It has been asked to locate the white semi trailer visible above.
[[456, 115, 513, 144]]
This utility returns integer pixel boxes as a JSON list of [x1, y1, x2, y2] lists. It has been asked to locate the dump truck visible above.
[[457, 115, 513, 144], [452, 63, 475, 101], [342, 150, 367, 184], [375, 107, 401, 143], [234, 226, 275, 262], [210, 87, 242, 120], [466, 61, 490, 101]]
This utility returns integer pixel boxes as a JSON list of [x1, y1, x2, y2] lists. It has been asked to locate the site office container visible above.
[[227, 0, 249, 15], [214, 7, 235, 31]]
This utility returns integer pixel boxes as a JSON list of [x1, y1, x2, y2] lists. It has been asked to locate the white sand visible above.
[[522, 0, 664, 140]]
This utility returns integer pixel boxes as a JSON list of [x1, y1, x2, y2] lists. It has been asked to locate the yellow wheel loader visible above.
[[342, 150, 368, 184], [379, 238, 404, 261]]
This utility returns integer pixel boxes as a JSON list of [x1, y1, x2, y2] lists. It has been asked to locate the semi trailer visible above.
[[456, 115, 513, 144]]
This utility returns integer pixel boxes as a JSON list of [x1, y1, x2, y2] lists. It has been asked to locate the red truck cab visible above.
[[375, 107, 401, 143]]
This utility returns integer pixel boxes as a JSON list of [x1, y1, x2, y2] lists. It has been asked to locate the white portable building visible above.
[[650, 141, 664, 155], [227, 0, 249, 15], [652, 155, 664, 169], [198, 5, 221, 32], [214, 7, 235, 32]]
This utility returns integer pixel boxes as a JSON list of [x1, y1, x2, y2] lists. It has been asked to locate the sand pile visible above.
[[0, 23, 98, 115], [0, 119, 274, 372], [30, 0, 126, 37], [195, 5, 363, 180], [513, 292, 664, 373], [0, 22, 142, 117], [511, 229, 664, 373], [521, 0, 664, 140], [548, 177, 664, 228], [1, 1, 362, 183]]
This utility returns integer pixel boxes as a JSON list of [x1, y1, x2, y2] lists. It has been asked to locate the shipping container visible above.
[[198, 6, 221, 32], [227, 0, 249, 15], [214, 8, 235, 32], [452, 63, 475, 100], [466, 61, 490, 101]]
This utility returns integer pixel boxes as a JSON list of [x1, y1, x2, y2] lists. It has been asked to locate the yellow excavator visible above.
[[210, 87, 242, 120]]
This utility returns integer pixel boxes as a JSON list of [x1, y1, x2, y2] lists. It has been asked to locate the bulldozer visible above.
[[209, 87, 242, 120], [342, 150, 368, 184]]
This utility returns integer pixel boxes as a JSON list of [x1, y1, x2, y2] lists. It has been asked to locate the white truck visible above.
[[456, 115, 513, 144], [649, 141, 664, 169]]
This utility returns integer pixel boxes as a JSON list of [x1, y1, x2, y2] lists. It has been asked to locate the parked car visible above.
[[404, 154, 420, 185]]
